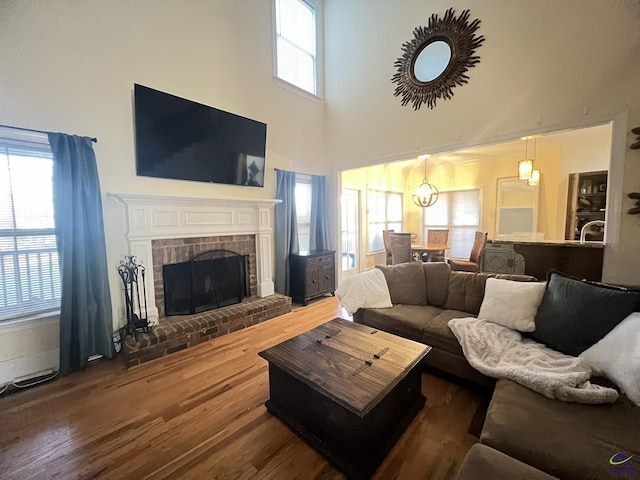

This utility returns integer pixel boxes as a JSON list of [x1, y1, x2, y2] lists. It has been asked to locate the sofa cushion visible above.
[[376, 262, 427, 305], [481, 379, 640, 480], [530, 271, 640, 356], [422, 262, 451, 307], [477, 278, 546, 332], [581, 311, 640, 406], [360, 304, 443, 342], [424, 309, 473, 355], [444, 272, 493, 314], [456, 444, 558, 480]]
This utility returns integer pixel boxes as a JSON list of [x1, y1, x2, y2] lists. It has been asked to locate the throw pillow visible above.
[[580, 312, 640, 407], [376, 262, 427, 305], [530, 271, 640, 357], [477, 278, 546, 332]]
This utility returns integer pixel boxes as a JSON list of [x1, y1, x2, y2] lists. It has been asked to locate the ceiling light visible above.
[[413, 155, 439, 207], [518, 137, 533, 180], [518, 159, 533, 180], [528, 169, 540, 186]]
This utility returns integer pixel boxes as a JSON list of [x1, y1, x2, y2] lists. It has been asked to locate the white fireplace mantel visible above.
[[108, 192, 282, 322]]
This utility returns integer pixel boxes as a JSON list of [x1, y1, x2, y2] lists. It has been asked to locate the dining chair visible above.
[[382, 229, 394, 265], [425, 228, 449, 262], [447, 231, 488, 272], [389, 232, 413, 264]]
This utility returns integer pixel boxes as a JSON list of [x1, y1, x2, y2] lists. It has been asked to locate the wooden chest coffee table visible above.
[[259, 317, 431, 479]]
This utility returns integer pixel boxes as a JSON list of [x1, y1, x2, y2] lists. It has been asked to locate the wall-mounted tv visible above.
[[134, 84, 267, 187]]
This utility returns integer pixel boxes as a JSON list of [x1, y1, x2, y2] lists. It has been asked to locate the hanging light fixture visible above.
[[527, 139, 540, 186], [412, 155, 439, 207], [518, 137, 533, 180]]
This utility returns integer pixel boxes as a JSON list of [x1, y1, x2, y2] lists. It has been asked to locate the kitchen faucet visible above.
[[580, 220, 605, 244]]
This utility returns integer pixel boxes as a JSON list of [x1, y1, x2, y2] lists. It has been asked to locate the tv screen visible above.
[[134, 84, 267, 187]]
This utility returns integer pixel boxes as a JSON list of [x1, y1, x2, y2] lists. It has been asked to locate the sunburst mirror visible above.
[[391, 8, 485, 110]]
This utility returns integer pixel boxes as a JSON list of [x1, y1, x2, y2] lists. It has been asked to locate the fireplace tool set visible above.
[[117, 255, 152, 341]]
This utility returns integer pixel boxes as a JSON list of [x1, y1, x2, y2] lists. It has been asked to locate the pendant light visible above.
[[528, 139, 540, 186], [412, 155, 439, 208], [518, 137, 533, 180]]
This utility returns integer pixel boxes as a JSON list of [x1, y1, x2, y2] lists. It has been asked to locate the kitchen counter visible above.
[[488, 240, 604, 281], [492, 239, 604, 248]]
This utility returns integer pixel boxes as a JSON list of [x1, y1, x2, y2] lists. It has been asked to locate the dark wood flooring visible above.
[[0, 297, 486, 480]]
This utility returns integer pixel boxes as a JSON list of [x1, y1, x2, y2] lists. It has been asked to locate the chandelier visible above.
[[412, 155, 439, 207]]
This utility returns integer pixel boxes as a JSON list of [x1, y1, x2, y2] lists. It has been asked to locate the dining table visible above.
[[411, 243, 451, 262]]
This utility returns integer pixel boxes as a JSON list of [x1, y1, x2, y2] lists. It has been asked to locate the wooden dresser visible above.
[[289, 250, 335, 305]]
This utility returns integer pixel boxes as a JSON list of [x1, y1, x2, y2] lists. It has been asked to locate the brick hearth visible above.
[[122, 293, 291, 367]]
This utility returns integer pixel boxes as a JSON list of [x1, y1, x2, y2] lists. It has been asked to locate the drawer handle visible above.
[[312, 279, 317, 283]]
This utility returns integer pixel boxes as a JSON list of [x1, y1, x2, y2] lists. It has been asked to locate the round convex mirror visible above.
[[413, 40, 452, 83]]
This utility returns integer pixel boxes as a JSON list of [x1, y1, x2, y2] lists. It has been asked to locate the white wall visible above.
[[553, 127, 611, 240], [324, 0, 640, 285], [0, 316, 59, 384]]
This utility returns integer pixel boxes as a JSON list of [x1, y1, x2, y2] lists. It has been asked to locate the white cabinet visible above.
[[482, 243, 525, 274]]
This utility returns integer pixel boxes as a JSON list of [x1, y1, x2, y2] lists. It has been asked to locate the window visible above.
[[295, 177, 312, 251], [423, 189, 481, 258], [274, 0, 317, 95], [368, 189, 403, 253], [341, 188, 359, 271], [0, 131, 60, 321]]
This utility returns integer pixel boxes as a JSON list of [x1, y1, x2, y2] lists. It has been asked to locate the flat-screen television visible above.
[[134, 84, 267, 187]]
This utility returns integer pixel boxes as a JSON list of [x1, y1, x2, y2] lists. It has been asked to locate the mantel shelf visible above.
[[107, 192, 282, 208]]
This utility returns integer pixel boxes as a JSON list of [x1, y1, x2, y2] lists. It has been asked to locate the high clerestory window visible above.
[[0, 130, 61, 322], [274, 0, 320, 96]]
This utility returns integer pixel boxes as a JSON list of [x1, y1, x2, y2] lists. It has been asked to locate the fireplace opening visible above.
[[163, 249, 249, 316]]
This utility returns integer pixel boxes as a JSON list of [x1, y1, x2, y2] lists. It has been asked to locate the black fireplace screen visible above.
[[163, 249, 249, 316]]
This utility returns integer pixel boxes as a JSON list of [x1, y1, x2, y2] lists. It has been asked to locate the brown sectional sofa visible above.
[[352, 261, 640, 480], [353, 261, 535, 386]]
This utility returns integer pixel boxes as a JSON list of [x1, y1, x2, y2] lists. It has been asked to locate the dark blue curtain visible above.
[[48, 133, 115, 376], [274, 169, 299, 295], [309, 174, 330, 251]]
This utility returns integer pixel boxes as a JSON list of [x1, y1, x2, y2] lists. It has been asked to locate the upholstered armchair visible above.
[[447, 231, 488, 272]]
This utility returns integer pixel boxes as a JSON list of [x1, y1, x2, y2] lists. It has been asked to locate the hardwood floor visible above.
[[0, 297, 486, 480]]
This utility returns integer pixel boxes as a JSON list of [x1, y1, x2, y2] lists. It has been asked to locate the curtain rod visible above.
[[0, 123, 97, 143]]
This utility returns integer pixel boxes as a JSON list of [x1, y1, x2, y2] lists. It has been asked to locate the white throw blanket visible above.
[[448, 317, 618, 404], [335, 268, 392, 315]]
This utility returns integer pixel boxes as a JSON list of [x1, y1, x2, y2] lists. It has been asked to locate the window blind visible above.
[[367, 189, 403, 253], [424, 189, 481, 258], [0, 129, 60, 321]]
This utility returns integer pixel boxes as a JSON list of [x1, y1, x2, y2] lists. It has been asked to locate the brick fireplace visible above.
[[152, 234, 258, 318], [109, 193, 290, 367]]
